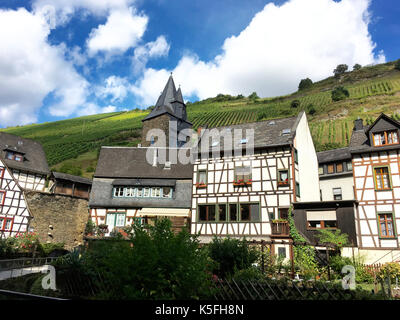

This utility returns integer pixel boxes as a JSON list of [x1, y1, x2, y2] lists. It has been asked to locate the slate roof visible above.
[[317, 147, 351, 164], [0, 132, 50, 175], [89, 178, 192, 208], [198, 112, 304, 153], [143, 75, 190, 123], [349, 113, 400, 153], [52, 172, 92, 185], [94, 147, 193, 179]]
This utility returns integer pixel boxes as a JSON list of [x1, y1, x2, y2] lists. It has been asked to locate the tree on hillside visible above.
[[333, 64, 348, 78], [298, 78, 313, 91], [395, 59, 400, 71], [331, 86, 350, 101], [353, 64, 362, 71], [248, 92, 259, 100], [307, 103, 316, 115]]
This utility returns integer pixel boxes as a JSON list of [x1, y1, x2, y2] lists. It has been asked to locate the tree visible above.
[[333, 64, 348, 78], [395, 59, 400, 71], [248, 92, 259, 100], [291, 99, 300, 108], [307, 104, 316, 115], [353, 64, 362, 71], [331, 86, 349, 101], [298, 78, 313, 91], [315, 229, 349, 250]]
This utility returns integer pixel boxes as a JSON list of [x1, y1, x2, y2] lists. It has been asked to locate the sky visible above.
[[0, 0, 398, 128]]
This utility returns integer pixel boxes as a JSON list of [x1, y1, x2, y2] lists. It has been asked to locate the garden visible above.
[[1, 218, 399, 300]]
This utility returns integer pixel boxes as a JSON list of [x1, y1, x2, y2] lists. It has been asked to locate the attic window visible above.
[[282, 129, 291, 135], [6, 151, 23, 162], [373, 130, 398, 147]]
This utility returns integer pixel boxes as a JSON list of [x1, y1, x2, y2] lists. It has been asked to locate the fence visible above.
[[0, 257, 58, 271], [213, 278, 359, 300]]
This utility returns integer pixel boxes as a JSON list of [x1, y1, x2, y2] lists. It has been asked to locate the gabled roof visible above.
[[317, 147, 351, 164], [52, 172, 92, 185], [94, 147, 193, 179], [0, 132, 50, 175], [198, 112, 305, 153], [142, 75, 190, 123], [350, 113, 400, 153]]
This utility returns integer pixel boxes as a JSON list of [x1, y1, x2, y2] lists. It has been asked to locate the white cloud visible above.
[[96, 76, 130, 102], [132, 0, 385, 105], [76, 103, 117, 116], [0, 8, 90, 126], [132, 35, 170, 74], [87, 7, 148, 56], [32, 0, 136, 26]]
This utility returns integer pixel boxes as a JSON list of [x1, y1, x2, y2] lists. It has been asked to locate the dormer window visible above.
[[6, 151, 23, 162], [373, 130, 398, 146]]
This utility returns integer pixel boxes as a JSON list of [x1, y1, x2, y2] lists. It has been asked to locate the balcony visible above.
[[271, 220, 290, 237]]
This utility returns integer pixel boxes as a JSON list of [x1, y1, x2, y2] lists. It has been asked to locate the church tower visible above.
[[141, 75, 192, 148]]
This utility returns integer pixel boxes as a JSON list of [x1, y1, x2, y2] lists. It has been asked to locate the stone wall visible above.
[[141, 114, 171, 147], [25, 191, 89, 250]]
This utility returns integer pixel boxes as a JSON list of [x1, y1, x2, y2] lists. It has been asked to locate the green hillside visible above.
[[2, 60, 400, 178]]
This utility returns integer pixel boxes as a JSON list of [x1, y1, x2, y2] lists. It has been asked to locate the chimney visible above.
[[354, 118, 364, 131], [152, 148, 158, 167]]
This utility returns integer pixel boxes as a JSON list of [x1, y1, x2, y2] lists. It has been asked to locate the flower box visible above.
[[196, 183, 207, 188], [233, 179, 252, 186]]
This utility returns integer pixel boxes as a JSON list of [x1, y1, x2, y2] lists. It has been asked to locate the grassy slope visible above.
[[2, 61, 400, 178]]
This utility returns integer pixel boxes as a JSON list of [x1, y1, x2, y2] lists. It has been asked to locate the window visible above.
[[106, 212, 126, 231], [295, 182, 300, 197], [151, 187, 161, 198], [346, 161, 353, 171], [336, 163, 343, 173], [278, 208, 289, 220], [218, 204, 227, 221], [294, 149, 298, 164], [378, 213, 396, 238], [234, 166, 252, 183], [373, 130, 399, 146], [114, 187, 124, 197], [278, 247, 286, 259], [0, 191, 5, 205], [5, 151, 23, 162], [229, 204, 238, 221], [239, 203, 260, 222], [198, 205, 216, 222], [306, 211, 337, 229], [150, 136, 155, 145], [327, 164, 335, 174], [113, 186, 173, 198], [374, 167, 391, 190], [197, 170, 207, 185], [0, 217, 13, 231], [318, 166, 324, 175], [278, 170, 289, 187], [143, 188, 150, 197], [333, 188, 342, 200], [162, 187, 172, 198]]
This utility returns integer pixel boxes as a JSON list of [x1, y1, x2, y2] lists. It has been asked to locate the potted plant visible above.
[[97, 224, 109, 237]]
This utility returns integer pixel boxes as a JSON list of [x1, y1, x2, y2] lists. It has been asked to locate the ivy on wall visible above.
[[287, 206, 319, 279]]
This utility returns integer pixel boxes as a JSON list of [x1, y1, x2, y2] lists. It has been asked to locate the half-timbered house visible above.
[[0, 132, 50, 191], [191, 111, 320, 257], [0, 158, 32, 238], [348, 114, 400, 263]]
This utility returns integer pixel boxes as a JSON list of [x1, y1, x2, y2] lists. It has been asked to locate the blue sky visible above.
[[0, 0, 398, 127]]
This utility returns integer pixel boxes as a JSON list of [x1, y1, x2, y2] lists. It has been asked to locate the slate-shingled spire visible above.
[[143, 75, 189, 122]]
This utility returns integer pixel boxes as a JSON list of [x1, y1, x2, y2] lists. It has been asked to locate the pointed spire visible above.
[[175, 87, 184, 104]]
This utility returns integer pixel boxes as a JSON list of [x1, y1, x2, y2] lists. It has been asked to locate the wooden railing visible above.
[[271, 221, 290, 236]]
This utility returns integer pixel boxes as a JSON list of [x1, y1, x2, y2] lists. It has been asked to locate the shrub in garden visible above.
[[208, 237, 259, 278], [232, 266, 265, 282], [315, 229, 349, 249], [378, 262, 400, 282], [80, 218, 214, 300], [331, 86, 350, 101]]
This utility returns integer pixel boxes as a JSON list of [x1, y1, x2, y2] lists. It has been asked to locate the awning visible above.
[[136, 208, 190, 217], [306, 210, 336, 221]]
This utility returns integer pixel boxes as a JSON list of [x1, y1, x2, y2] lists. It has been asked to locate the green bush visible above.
[[37, 242, 65, 257], [232, 266, 265, 282], [208, 237, 259, 278], [58, 163, 83, 177], [298, 78, 313, 91], [353, 64, 362, 71], [248, 92, 259, 100], [331, 86, 350, 101], [307, 104, 316, 115], [315, 229, 349, 249], [81, 219, 214, 299], [378, 262, 400, 281], [290, 99, 300, 108]]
